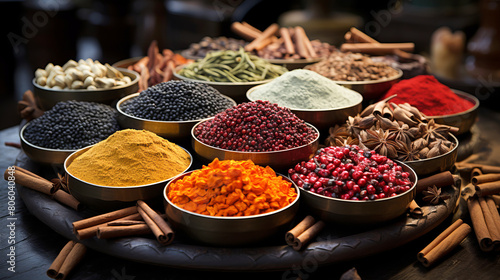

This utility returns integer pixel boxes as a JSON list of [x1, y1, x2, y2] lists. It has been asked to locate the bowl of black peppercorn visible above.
[[116, 81, 237, 141]]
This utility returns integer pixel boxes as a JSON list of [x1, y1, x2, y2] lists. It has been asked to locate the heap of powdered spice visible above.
[[167, 158, 297, 216], [249, 69, 362, 110], [379, 75, 474, 116], [67, 129, 191, 186], [194, 100, 318, 152]]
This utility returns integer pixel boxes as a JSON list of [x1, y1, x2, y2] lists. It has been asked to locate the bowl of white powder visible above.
[[246, 69, 363, 131]]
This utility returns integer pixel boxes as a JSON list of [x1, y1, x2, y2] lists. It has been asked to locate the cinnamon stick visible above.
[[137, 200, 174, 245], [416, 171, 455, 193], [47, 241, 86, 280], [231, 22, 261, 41], [340, 42, 415, 55], [472, 174, 500, 186], [409, 200, 423, 218], [97, 224, 151, 239], [293, 221, 325, 251], [4, 142, 21, 149], [472, 167, 483, 178], [52, 190, 81, 211], [280, 27, 295, 54], [244, 23, 279, 52], [455, 163, 500, 174], [107, 220, 146, 226], [296, 26, 317, 58], [485, 197, 500, 243], [475, 181, 500, 197], [286, 215, 316, 245], [242, 22, 262, 35], [293, 26, 310, 58], [5, 166, 58, 195], [349, 27, 379, 44], [73, 206, 138, 239], [478, 196, 500, 247], [467, 197, 494, 251], [417, 220, 471, 267]]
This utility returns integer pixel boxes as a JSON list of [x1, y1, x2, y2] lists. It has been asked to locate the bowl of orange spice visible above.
[[164, 158, 300, 246]]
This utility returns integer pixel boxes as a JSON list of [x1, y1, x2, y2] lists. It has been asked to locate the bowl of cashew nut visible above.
[[33, 58, 139, 110]]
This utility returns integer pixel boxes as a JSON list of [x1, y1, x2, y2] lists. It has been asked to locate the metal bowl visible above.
[[116, 93, 236, 140], [265, 57, 322, 70], [299, 161, 417, 225], [19, 122, 76, 165], [333, 68, 403, 100], [404, 133, 459, 177], [163, 171, 300, 246], [64, 145, 193, 211], [112, 57, 142, 68], [426, 90, 480, 135], [246, 84, 363, 131], [33, 68, 139, 111], [173, 65, 275, 103], [191, 120, 320, 171]]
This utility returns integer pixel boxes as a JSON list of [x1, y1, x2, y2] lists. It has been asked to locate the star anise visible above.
[[325, 125, 351, 146], [422, 185, 450, 205], [51, 173, 68, 192], [396, 139, 420, 161], [346, 116, 363, 135], [361, 128, 398, 158], [419, 119, 451, 142]]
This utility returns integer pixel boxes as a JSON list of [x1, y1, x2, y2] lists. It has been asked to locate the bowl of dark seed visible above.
[[33, 59, 139, 110], [305, 51, 402, 100], [20, 100, 120, 164], [246, 69, 363, 131], [117, 81, 236, 140], [174, 49, 288, 103], [192, 100, 320, 171]]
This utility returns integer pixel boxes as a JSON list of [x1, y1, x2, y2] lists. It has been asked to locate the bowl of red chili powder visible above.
[[379, 75, 479, 135]]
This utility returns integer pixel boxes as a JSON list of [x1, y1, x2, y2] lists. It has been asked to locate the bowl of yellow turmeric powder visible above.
[[163, 158, 300, 246], [64, 129, 192, 211]]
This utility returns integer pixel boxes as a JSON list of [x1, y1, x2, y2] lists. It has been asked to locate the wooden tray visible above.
[[15, 152, 460, 272]]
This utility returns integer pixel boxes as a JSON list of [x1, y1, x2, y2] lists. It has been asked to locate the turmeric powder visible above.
[[67, 129, 191, 186], [167, 159, 297, 217]]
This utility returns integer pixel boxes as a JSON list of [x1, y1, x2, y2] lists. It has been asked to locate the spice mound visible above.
[[178, 48, 288, 83], [67, 129, 191, 187], [305, 51, 400, 81], [379, 75, 474, 116], [289, 145, 413, 200], [167, 159, 297, 216], [35, 58, 132, 90], [23, 100, 119, 150], [194, 100, 318, 152], [249, 69, 362, 110], [182, 36, 248, 58], [120, 81, 235, 121]]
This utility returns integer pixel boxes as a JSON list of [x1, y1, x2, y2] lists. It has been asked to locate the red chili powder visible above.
[[380, 75, 475, 116]]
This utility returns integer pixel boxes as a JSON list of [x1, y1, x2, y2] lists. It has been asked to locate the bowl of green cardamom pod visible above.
[[174, 48, 288, 103]]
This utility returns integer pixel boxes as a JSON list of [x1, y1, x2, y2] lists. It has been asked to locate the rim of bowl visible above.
[[191, 120, 320, 155], [403, 133, 459, 165], [331, 68, 403, 85], [163, 171, 300, 220], [425, 89, 480, 118], [64, 145, 193, 189], [116, 92, 237, 124], [246, 84, 364, 112], [295, 160, 417, 204], [173, 65, 279, 86], [265, 57, 323, 64], [32, 68, 140, 92], [20, 122, 78, 153]]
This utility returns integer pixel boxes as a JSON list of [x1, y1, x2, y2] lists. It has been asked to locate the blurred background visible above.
[[0, 0, 491, 130]]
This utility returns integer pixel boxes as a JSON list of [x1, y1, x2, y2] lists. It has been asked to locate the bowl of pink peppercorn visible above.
[[191, 100, 320, 171], [289, 145, 417, 226]]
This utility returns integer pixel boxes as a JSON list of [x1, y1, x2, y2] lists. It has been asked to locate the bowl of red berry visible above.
[[191, 100, 320, 171], [288, 145, 417, 225]]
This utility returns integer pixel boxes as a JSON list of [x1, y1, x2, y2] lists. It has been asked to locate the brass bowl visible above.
[[163, 171, 300, 246], [64, 145, 193, 211], [116, 93, 236, 140], [173, 65, 275, 103], [246, 84, 363, 131], [19, 122, 76, 165], [298, 161, 417, 225], [426, 90, 480, 135], [191, 120, 320, 171], [33, 68, 139, 110], [333, 68, 403, 100], [265, 57, 322, 70], [404, 133, 459, 177]]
